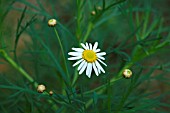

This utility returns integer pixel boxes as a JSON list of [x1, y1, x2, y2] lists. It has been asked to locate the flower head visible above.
[[123, 69, 132, 78], [49, 91, 54, 96], [48, 19, 57, 27], [91, 11, 96, 15], [37, 84, 46, 93], [68, 42, 107, 78], [97, 6, 102, 11]]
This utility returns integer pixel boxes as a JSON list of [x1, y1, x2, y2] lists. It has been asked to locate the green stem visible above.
[[54, 28, 70, 85], [85, 62, 133, 108], [84, 77, 122, 95], [84, 77, 121, 108], [71, 22, 93, 86], [0, 50, 36, 86], [115, 81, 133, 113], [72, 22, 94, 86], [0, 50, 59, 110], [72, 67, 78, 86], [84, 62, 133, 95], [76, 0, 83, 40], [82, 22, 93, 43]]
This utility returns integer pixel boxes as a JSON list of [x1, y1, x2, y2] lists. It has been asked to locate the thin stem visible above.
[[85, 62, 133, 108], [0, 50, 36, 86], [54, 28, 70, 85], [85, 88, 104, 108], [83, 62, 132, 95], [38, 37, 69, 86], [82, 22, 93, 43], [73, 19, 94, 87], [84, 77, 122, 95], [72, 67, 78, 86], [0, 49, 59, 110], [76, 0, 83, 39], [115, 81, 133, 113]]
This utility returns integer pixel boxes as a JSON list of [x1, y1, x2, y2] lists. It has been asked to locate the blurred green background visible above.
[[0, 0, 170, 113]]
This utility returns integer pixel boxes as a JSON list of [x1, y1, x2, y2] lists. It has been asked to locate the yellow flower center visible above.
[[82, 50, 97, 63]]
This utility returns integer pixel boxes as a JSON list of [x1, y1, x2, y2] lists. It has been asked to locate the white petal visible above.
[[73, 59, 84, 67], [92, 62, 99, 76], [68, 52, 82, 57], [93, 42, 98, 51], [81, 43, 87, 50], [68, 56, 82, 60], [97, 52, 106, 56], [95, 61, 105, 73], [86, 63, 90, 76], [88, 63, 92, 78], [79, 62, 87, 74], [78, 60, 86, 71], [98, 59, 107, 66], [72, 48, 84, 52], [86, 42, 89, 50], [97, 55, 105, 60], [89, 43, 92, 50], [98, 67, 101, 74], [86, 63, 92, 78], [95, 49, 100, 53]]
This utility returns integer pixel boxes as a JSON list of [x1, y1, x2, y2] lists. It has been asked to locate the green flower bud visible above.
[[48, 19, 57, 27], [123, 69, 132, 79]]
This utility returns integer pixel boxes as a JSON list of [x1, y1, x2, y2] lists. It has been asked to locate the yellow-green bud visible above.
[[49, 91, 54, 96], [48, 19, 57, 27], [97, 6, 102, 11], [123, 69, 132, 79], [91, 11, 96, 15]]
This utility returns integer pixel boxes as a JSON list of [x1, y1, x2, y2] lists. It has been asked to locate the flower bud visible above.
[[48, 19, 57, 27], [91, 11, 96, 15], [37, 84, 46, 93], [49, 91, 54, 96], [123, 69, 132, 79], [97, 6, 102, 11]]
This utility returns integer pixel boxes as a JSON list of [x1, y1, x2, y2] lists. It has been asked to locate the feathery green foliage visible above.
[[0, 0, 170, 113]]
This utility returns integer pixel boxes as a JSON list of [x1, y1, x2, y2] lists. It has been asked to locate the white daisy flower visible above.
[[68, 42, 107, 78]]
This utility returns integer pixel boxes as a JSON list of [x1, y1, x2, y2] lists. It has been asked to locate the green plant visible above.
[[0, 0, 170, 113]]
